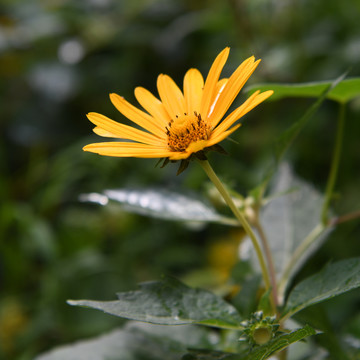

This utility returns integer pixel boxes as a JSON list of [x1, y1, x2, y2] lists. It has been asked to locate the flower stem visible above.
[[321, 103, 346, 225], [198, 160, 272, 300], [254, 220, 279, 308]]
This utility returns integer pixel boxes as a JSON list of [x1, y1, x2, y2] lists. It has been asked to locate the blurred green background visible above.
[[1, 0, 360, 359]]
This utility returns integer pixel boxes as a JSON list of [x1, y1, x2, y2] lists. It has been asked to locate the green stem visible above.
[[254, 220, 279, 308], [321, 103, 346, 225], [198, 160, 272, 297], [277, 223, 326, 304]]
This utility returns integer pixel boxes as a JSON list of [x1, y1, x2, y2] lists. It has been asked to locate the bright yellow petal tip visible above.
[[83, 47, 273, 166]]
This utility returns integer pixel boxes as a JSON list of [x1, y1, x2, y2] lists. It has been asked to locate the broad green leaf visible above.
[[80, 188, 237, 226], [247, 77, 360, 104], [35, 321, 218, 360], [283, 258, 360, 319], [244, 164, 331, 304], [68, 276, 243, 329], [241, 325, 316, 360], [184, 325, 316, 360]]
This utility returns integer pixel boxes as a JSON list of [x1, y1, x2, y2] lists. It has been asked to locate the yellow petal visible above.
[[207, 124, 242, 147], [134, 87, 170, 125], [87, 112, 165, 146], [200, 47, 230, 118], [93, 126, 118, 138], [186, 139, 209, 154], [168, 152, 191, 160], [210, 91, 260, 137], [211, 90, 273, 137], [209, 56, 260, 128], [213, 78, 228, 102], [183, 68, 204, 115], [110, 93, 165, 138], [157, 74, 186, 118], [83, 142, 175, 158], [208, 78, 228, 121], [168, 139, 211, 160]]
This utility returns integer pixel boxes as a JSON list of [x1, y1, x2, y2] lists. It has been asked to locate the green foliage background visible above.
[[1, 0, 360, 359]]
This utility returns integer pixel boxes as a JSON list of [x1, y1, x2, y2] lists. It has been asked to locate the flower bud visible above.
[[253, 326, 272, 345]]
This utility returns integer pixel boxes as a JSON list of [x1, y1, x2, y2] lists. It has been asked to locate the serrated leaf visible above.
[[246, 77, 360, 104], [242, 325, 316, 360], [184, 325, 316, 360], [283, 258, 360, 319], [243, 164, 331, 303], [35, 321, 218, 360], [68, 276, 243, 330], [80, 188, 237, 226]]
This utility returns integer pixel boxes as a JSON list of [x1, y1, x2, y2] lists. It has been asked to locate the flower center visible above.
[[166, 112, 211, 152]]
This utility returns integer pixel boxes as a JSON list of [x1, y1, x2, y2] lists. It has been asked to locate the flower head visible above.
[[83, 48, 273, 165]]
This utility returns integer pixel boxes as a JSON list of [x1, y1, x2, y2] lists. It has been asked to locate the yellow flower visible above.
[[83, 47, 273, 162]]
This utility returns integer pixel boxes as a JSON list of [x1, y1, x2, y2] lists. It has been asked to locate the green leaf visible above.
[[283, 258, 360, 319], [68, 276, 243, 330], [257, 288, 273, 316], [252, 73, 346, 200], [35, 322, 218, 360], [247, 77, 360, 104], [241, 325, 316, 360], [273, 73, 346, 165], [80, 188, 237, 226], [184, 325, 316, 360]]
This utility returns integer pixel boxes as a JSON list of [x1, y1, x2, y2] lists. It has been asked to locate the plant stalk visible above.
[[277, 223, 326, 304], [198, 159, 273, 307], [322, 103, 346, 225], [254, 220, 279, 308]]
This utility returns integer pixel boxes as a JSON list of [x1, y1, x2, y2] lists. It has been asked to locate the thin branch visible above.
[[330, 209, 360, 226], [198, 159, 274, 313], [322, 103, 346, 224], [254, 220, 279, 308]]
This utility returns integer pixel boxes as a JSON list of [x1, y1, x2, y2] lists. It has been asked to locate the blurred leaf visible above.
[[247, 77, 360, 104], [183, 349, 236, 360], [35, 321, 218, 360], [244, 164, 331, 303], [251, 73, 346, 201], [184, 325, 316, 360], [68, 276, 243, 329], [232, 275, 261, 317], [342, 335, 360, 359], [80, 188, 237, 226], [231, 262, 260, 317], [257, 288, 273, 316], [272, 73, 346, 165], [283, 258, 360, 319]]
